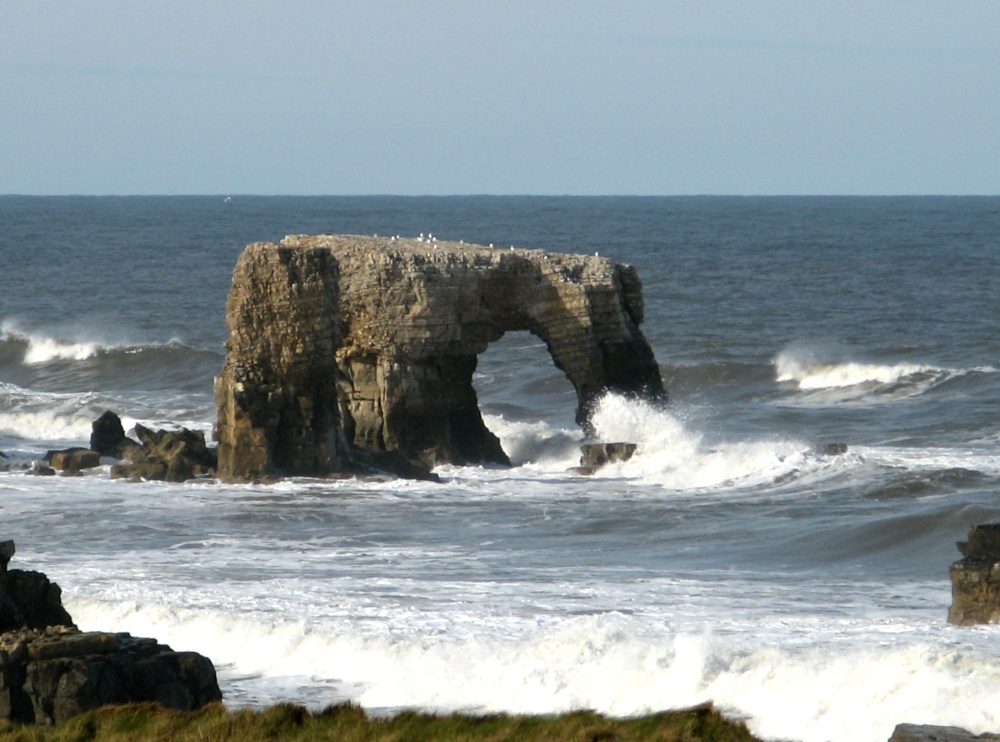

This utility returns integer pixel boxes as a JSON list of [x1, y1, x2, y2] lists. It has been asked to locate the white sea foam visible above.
[[481, 414, 581, 467], [585, 393, 810, 490], [0, 386, 100, 443], [65, 596, 1000, 742]]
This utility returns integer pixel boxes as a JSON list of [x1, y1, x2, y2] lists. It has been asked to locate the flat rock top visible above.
[[275, 234, 617, 270]]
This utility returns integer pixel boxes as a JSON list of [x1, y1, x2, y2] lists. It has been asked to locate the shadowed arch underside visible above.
[[214, 235, 665, 481]]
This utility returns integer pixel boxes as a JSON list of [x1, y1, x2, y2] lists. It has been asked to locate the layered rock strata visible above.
[[948, 523, 1000, 625], [215, 235, 665, 481]]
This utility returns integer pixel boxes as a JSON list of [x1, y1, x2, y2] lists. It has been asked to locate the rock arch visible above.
[[214, 235, 665, 480]]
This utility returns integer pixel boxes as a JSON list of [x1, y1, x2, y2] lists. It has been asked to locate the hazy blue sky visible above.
[[4, 2, 999, 195]]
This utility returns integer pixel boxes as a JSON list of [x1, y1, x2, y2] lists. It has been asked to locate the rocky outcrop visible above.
[[0, 541, 222, 724], [948, 523, 1000, 625], [90, 410, 129, 457], [0, 541, 74, 634], [0, 626, 222, 725], [889, 724, 1000, 741], [110, 423, 216, 482], [214, 235, 665, 481]]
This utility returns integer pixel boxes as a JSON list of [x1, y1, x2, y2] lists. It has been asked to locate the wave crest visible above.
[[774, 351, 935, 390]]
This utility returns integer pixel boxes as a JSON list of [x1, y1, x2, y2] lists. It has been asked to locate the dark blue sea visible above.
[[2, 196, 999, 741]]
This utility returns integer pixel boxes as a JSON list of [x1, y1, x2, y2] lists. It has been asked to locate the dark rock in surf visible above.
[[43, 448, 100, 473], [889, 723, 1000, 741], [214, 235, 665, 482], [0, 542, 75, 634], [816, 443, 848, 456], [572, 442, 637, 475], [948, 523, 1000, 625], [27, 463, 55, 477], [0, 626, 222, 725], [110, 424, 217, 483], [89, 410, 129, 457]]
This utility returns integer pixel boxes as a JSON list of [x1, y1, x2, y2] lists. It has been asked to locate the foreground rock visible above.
[[0, 541, 74, 633], [0, 540, 222, 724], [889, 723, 1000, 741], [948, 523, 1000, 625], [0, 626, 221, 725], [215, 235, 665, 481]]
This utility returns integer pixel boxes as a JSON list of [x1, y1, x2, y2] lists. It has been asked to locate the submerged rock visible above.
[[214, 235, 665, 482], [26, 462, 55, 477], [948, 523, 1000, 625]]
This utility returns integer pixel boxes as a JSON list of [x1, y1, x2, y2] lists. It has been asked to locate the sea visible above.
[[1, 195, 999, 742]]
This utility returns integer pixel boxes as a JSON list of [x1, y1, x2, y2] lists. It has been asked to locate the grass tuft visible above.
[[0, 701, 763, 741]]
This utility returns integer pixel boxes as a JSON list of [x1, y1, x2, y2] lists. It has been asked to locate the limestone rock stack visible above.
[[215, 235, 665, 481]]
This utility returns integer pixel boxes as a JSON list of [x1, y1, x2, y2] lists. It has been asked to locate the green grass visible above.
[[0, 702, 764, 741]]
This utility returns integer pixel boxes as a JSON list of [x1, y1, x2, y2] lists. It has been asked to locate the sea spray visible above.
[[586, 393, 809, 489]]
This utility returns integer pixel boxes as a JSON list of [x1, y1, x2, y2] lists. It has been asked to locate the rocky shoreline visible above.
[[0, 540, 221, 725]]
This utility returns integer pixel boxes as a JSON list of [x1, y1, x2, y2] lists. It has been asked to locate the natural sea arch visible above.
[[214, 236, 664, 480]]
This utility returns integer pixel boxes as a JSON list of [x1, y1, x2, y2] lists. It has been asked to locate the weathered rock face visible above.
[[948, 523, 1000, 625], [0, 626, 222, 725], [215, 235, 665, 481]]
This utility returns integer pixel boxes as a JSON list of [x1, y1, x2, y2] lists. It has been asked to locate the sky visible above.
[[3, 2, 999, 196]]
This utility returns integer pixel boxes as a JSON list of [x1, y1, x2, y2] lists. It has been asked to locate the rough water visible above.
[[2, 196, 999, 742]]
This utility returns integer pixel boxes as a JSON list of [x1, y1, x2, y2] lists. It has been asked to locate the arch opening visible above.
[[473, 330, 580, 466]]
